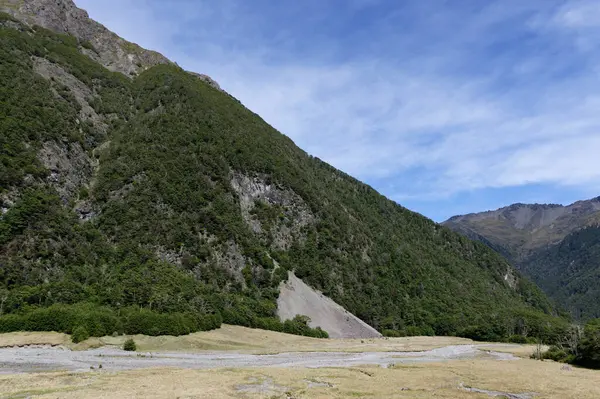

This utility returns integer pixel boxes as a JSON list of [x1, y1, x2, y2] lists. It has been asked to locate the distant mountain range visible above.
[[444, 197, 600, 319]]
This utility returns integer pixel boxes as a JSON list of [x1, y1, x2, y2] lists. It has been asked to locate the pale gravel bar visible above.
[[0, 344, 518, 374]]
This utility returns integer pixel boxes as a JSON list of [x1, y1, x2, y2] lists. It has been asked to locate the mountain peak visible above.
[[1, 0, 219, 90], [1, 0, 171, 76], [444, 195, 600, 259]]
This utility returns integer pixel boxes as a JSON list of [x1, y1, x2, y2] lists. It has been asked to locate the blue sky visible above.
[[75, 0, 600, 222]]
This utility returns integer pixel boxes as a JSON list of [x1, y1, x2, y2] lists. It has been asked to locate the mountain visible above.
[[444, 198, 600, 319], [0, 0, 567, 341]]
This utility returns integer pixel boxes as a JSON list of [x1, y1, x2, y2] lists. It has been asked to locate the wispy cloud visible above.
[[75, 0, 600, 220]]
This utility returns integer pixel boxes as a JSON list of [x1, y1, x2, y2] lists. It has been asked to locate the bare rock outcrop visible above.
[[231, 172, 315, 250], [1, 0, 171, 75], [38, 141, 92, 203], [2, 0, 221, 88]]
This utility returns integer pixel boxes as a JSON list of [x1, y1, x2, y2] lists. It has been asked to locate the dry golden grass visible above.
[[0, 357, 598, 399], [0, 327, 596, 398], [0, 331, 69, 348], [476, 343, 547, 358], [0, 325, 474, 353]]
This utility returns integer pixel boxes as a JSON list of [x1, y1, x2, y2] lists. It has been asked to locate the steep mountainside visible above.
[[444, 198, 600, 319], [445, 198, 600, 262], [520, 226, 600, 320], [0, 0, 568, 341]]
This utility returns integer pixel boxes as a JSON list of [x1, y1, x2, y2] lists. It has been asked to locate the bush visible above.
[[458, 325, 503, 342], [382, 329, 406, 337], [508, 334, 528, 344], [0, 304, 121, 336], [123, 338, 136, 351], [281, 315, 329, 338], [71, 325, 90, 343], [121, 308, 219, 336], [541, 345, 569, 362]]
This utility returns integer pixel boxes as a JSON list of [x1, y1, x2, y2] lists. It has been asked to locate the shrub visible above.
[[405, 326, 424, 337], [71, 325, 89, 343], [121, 308, 217, 336], [458, 325, 503, 342], [281, 315, 329, 338], [541, 345, 569, 362], [508, 334, 528, 344], [383, 329, 406, 337], [123, 338, 136, 351]]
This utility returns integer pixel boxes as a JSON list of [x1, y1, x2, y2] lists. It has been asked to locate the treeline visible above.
[[0, 303, 220, 337], [0, 302, 328, 340], [521, 226, 600, 321]]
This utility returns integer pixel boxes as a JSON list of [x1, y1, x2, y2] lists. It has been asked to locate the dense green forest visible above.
[[444, 201, 600, 322], [521, 226, 600, 320], [537, 319, 600, 369], [0, 13, 570, 342]]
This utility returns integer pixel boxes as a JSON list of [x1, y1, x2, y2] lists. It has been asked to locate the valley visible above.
[[444, 199, 600, 319], [0, 1, 599, 397], [1, 326, 598, 398]]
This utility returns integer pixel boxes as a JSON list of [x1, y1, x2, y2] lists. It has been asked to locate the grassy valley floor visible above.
[[0, 325, 596, 398], [1, 358, 598, 398]]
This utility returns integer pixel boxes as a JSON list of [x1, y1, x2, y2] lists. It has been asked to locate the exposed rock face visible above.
[[188, 71, 222, 91], [38, 141, 92, 203], [231, 172, 315, 250], [212, 240, 247, 285], [2, 0, 221, 88], [277, 272, 382, 339], [33, 56, 108, 135], [1, 0, 171, 75]]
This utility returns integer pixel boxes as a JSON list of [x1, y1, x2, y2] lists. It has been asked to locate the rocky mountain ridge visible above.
[[0, 0, 220, 88], [445, 197, 600, 261], [444, 197, 600, 319]]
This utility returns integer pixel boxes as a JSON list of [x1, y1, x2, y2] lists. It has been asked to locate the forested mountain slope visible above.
[[520, 226, 600, 320], [445, 199, 600, 320], [0, 0, 568, 341]]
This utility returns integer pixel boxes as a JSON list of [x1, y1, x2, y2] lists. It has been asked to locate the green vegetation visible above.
[[521, 226, 600, 320], [536, 319, 600, 369], [0, 303, 221, 337], [123, 338, 136, 351], [0, 14, 568, 342], [577, 319, 600, 368], [71, 325, 89, 343], [444, 203, 600, 321]]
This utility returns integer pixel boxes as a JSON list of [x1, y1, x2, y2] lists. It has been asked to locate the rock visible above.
[[231, 172, 315, 250], [38, 141, 93, 203], [277, 272, 382, 339], [1, 0, 170, 76], [1, 0, 221, 87], [188, 71, 222, 91]]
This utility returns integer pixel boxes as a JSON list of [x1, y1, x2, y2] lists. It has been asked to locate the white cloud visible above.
[[555, 0, 600, 28]]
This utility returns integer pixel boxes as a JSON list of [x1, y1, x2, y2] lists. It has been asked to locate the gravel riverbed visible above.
[[0, 344, 518, 374]]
